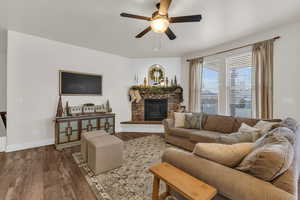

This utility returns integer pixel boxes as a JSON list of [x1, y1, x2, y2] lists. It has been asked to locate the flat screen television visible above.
[[59, 70, 102, 96]]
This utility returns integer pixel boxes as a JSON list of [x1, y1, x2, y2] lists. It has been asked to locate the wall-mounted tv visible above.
[[59, 70, 102, 96]]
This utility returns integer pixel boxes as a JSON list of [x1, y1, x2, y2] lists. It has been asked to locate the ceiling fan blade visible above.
[[120, 13, 151, 21], [159, 0, 172, 15], [165, 27, 176, 40], [170, 15, 202, 23], [136, 26, 152, 38]]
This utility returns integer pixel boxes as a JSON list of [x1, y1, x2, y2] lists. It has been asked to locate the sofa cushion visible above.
[[162, 148, 295, 200], [193, 143, 254, 167], [232, 117, 259, 133], [189, 130, 221, 143], [203, 115, 235, 134], [168, 128, 197, 138], [184, 113, 203, 129], [272, 162, 297, 195], [236, 135, 294, 181]]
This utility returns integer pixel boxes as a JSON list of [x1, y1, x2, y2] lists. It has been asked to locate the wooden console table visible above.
[[149, 163, 217, 200], [54, 113, 115, 150]]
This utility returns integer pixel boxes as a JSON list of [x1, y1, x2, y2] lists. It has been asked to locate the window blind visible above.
[[226, 53, 252, 68]]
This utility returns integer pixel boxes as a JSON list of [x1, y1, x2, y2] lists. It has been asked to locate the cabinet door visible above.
[[58, 121, 70, 144], [82, 119, 98, 132], [57, 120, 80, 143], [100, 117, 114, 134], [69, 120, 80, 141]]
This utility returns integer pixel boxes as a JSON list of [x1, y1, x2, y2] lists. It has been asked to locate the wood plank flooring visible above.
[[0, 132, 158, 200]]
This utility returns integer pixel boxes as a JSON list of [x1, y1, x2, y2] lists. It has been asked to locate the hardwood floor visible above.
[[0, 132, 158, 200]]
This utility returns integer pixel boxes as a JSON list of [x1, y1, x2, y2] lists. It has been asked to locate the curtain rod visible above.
[[186, 36, 280, 62]]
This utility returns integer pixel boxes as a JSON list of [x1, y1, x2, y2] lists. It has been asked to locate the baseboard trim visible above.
[[120, 124, 164, 133], [6, 139, 54, 152]]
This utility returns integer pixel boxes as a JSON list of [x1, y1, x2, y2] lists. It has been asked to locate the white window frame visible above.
[[225, 52, 254, 117], [201, 60, 221, 115], [201, 48, 255, 117]]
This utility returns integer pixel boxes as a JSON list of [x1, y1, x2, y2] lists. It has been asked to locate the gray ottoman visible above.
[[87, 135, 123, 175], [81, 130, 108, 162]]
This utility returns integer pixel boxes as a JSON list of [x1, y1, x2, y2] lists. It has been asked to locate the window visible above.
[[199, 50, 255, 118], [227, 53, 254, 118], [201, 64, 220, 115]]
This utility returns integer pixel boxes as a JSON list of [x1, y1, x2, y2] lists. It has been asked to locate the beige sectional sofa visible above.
[[163, 114, 281, 151], [162, 114, 298, 200]]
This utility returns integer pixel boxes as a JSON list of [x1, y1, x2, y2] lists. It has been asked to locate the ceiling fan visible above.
[[120, 0, 202, 40]]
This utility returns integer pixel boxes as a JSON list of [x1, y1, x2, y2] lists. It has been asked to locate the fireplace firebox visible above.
[[144, 99, 168, 121]]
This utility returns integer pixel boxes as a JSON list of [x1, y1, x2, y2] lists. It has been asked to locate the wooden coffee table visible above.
[[149, 163, 217, 200]]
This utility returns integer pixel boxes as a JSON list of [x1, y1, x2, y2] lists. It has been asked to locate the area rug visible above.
[[72, 135, 179, 200]]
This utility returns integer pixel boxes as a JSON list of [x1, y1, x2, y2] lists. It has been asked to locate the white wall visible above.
[[182, 21, 300, 121], [131, 57, 182, 86], [7, 31, 134, 151], [0, 28, 7, 112]]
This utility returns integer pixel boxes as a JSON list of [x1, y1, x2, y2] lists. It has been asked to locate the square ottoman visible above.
[[87, 135, 123, 175], [81, 130, 108, 162]]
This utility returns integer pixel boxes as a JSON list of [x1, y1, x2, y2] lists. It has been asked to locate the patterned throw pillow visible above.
[[184, 113, 203, 129]]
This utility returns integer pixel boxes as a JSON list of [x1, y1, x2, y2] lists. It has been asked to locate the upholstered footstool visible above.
[[87, 135, 123, 175], [81, 130, 108, 162]]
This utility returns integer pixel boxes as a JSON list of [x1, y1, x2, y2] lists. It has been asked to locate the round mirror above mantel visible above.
[[148, 64, 165, 86]]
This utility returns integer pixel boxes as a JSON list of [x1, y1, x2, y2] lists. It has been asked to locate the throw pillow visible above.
[[219, 123, 263, 144], [236, 135, 294, 181], [239, 123, 263, 141], [254, 120, 278, 134], [281, 117, 298, 132], [219, 132, 255, 144], [203, 115, 235, 134], [174, 112, 191, 128], [193, 143, 254, 167], [255, 127, 296, 148], [184, 113, 203, 129]]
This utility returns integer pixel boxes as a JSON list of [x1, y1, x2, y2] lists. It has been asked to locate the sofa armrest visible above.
[[162, 148, 295, 200], [162, 119, 175, 135]]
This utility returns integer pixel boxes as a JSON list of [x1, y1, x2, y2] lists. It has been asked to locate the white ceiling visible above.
[[1, 0, 300, 58]]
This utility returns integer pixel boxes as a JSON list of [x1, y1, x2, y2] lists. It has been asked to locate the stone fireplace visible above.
[[131, 89, 182, 121]]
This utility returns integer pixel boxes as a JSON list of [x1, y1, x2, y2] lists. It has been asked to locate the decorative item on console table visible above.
[[65, 101, 71, 116], [54, 113, 115, 150], [56, 95, 64, 117], [106, 100, 112, 112]]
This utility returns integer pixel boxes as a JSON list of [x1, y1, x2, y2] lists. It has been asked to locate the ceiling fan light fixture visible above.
[[150, 17, 169, 33]]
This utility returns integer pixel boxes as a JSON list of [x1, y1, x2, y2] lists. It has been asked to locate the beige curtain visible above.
[[253, 39, 274, 119], [188, 57, 203, 112]]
